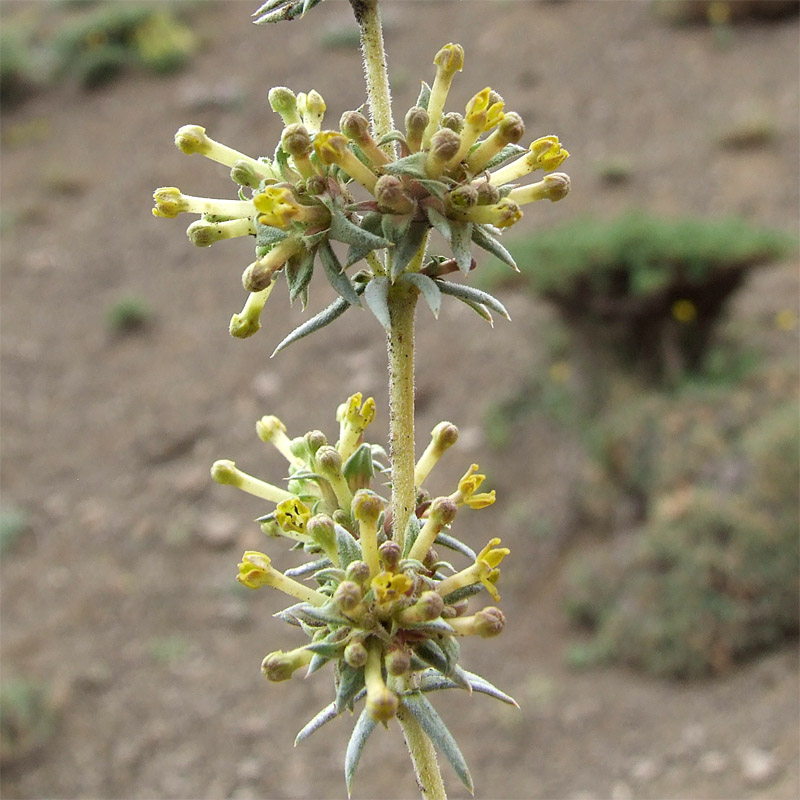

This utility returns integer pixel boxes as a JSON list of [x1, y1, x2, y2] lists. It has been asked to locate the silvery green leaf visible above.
[[440, 583, 484, 605], [401, 515, 421, 558], [335, 524, 362, 568], [483, 142, 527, 172], [301, 229, 328, 249], [344, 211, 384, 267], [402, 618, 455, 636], [412, 639, 448, 675], [295, 701, 338, 746], [382, 152, 428, 180], [414, 179, 450, 199], [472, 223, 519, 271], [319, 240, 361, 306], [462, 670, 520, 707], [306, 652, 331, 675], [376, 130, 407, 148], [296, 603, 348, 626], [335, 662, 366, 714], [425, 206, 452, 242], [416, 81, 432, 110], [363, 275, 391, 331], [312, 567, 347, 585], [343, 443, 375, 486], [284, 557, 331, 579], [400, 272, 441, 318], [391, 220, 429, 279], [434, 532, 476, 560], [345, 708, 377, 797], [436, 280, 510, 320], [381, 212, 413, 245], [439, 634, 461, 676], [446, 662, 473, 692], [255, 221, 289, 249], [329, 210, 391, 251], [450, 220, 474, 274], [401, 692, 474, 794], [253, 0, 322, 24], [271, 295, 350, 356], [285, 248, 315, 305]]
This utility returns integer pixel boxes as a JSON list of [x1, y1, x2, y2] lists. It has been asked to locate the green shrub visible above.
[[485, 214, 795, 384], [564, 382, 800, 678]]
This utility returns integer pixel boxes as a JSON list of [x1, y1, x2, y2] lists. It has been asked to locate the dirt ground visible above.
[[1, 1, 798, 798]]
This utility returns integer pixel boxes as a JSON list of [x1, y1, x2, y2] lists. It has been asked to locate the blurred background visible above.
[[1, 1, 798, 798]]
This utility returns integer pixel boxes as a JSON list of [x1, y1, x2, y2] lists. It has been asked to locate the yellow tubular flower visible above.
[[152, 187, 255, 219], [487, 135, 569, 187], [507, 173, 571, 205], [297, 89, 326, 133], [229, 280, 275, 339], [449, 463, 496, 510], [337, 393, 377, 462], [275, 497, 312, 535], [254, 186, 329, 229], [364, 639, 398, 723], [414, 421, 459, 488], [435, 538, 510, 602], [241, 238, 304, 293], [256, 416, 305, 469], [211, 459, 294, 503], [261, 647, 314, 681], [371, 571, 414, 607], [406, 497, 458, 563], [174, 124, 268, 177], [237, 551, 327, 605], [422, 43, 465, 149], [458, 197, 522, 229], [466, 112, 525, 175], [187, 217, 256, 248], [446, 87, 505, 170], [352, 491, 383, 578], [314, 131, 378, 193]]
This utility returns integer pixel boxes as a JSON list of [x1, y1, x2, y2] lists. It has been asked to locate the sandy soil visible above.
[[1, 1, 798, 798]]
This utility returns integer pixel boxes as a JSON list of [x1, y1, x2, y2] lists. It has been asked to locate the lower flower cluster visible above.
[[212, 393, 517, 792]]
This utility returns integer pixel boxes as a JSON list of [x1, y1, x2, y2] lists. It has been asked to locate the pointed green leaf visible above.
[[412, 639, 448, 675], [439, 634, 461, 676], [416, 81, 432, 110], [376, 130, 407, 149], [255, 220, 289, 250], [307, 652, 332, 675], [400, 273, 441, 318], [450, 220, 474, 274], [319, 240, 361, 306], [381, 212, 413, 245], [284, 556, 332, 579], [425, 206, 452, 242], [295, 701, 338, 746], [335, 662, 366, 714], [434, 532, 475, 560], [343, 443, 375, 486], [345, 708, 377, 797], [417, 668, 519, 707], [363, 275, 391, 331], [401, 692, 474, 794], [271, 296, 350, 356], [471, 223, 519, 271], [335, 524, 362, 568], [382, 152, 429, 180], [414, 179, 450, 200], [391, 220, 430, 279], [329, 210, 391, 251], [285, 248, 315, 304], [483, 142, 527, 172], [402, 618, 455, 636], [401, 514, 421, 558], [439, 583, 484, 605], [436, 280, 510, 320]]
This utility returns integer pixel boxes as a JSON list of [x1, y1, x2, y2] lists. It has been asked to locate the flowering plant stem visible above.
[[397, 695, 448, 800]]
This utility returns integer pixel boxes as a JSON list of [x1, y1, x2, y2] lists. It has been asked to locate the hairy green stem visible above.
[[349, 0, 394, 153], [397, 701, 447, 800], [387, 280, 418, 550]]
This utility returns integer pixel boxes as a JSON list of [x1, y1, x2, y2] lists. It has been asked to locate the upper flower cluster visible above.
[[153, 43, 569, 347]]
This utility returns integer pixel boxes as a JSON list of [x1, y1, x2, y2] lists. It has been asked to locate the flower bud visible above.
[[297, 89, 326, 132], [261, 648, 312, 681], [242, 259, 276, 292], [345, 560, 372, 586], [397, 590, 444, 625], [445, 184, 478, 211], [174, 124, 211, 155], [305, 174, 327, 195], [305, 429, 328, 455], [374, 175, 414, 214], [508, 172, 570, 205], [334, 580, 363, 614], [339, 110, 371, 146], [425, 128, 461, 178], [475, 181, 500, 205], [366, 685, 398, 723], [474, 606, 505, 637], [344, 639, 368, 669], [441, 112, 464, 134], [230, 160, 265, 188], [384, 645, 411, 677], [379, 540, 402, 572], [496, 111, 525, 145], [433, 42, 465, 77], [281, 123, 312, 159], [414, 421, 459, 487], [269, 86, 301, 126], [405, 106, 429, 153]]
